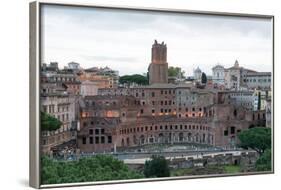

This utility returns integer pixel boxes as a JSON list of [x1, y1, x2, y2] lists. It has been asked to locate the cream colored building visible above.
[[80, 80, 99, 97]]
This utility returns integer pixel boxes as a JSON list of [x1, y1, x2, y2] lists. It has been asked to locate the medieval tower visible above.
[[148, 40, 168, 84]]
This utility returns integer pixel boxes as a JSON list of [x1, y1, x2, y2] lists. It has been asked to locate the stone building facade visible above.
[[41, 63, 80, 154], [41, 90, 77, 154], [212, 64, 225, 86], [244, 72, 271, 90], [77, 41, 266, 153], [78, 66, 119, 89], [214, 60, 271, 91]]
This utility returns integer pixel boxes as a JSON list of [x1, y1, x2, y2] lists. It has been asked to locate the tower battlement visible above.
[[148, 40, 168, 84], [151, 40, 167, 64]]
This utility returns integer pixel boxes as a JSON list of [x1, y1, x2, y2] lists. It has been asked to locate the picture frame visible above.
[[29, 1, 274, 188]]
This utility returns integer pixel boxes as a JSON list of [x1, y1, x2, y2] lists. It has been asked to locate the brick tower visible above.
[[148, 40, 168, 84]]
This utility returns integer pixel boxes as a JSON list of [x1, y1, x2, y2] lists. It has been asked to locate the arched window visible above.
[[188, 133, 192, 142], [126, 137, 130, 146], [140, 135, 145, 145], [179, 133, 184, 142], [133, 135, 137, 144], [121, 139, 125, 147]]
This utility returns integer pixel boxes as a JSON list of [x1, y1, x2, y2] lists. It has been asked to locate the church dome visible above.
[[194, 67, 202, 73]]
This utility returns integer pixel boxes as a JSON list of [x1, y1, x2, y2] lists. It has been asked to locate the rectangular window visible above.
[[224, 130, 228, 136], [95, 137, 99, 144], [82, 137, 86, 144], [230, 127, 235, 134], [95, 129, 99, 135], [101, 129, 105, 134], [89, 129, 93, 135], [108, 136, 112, 143], [89, 137, 93, 144], [101, 136, 105, 143]]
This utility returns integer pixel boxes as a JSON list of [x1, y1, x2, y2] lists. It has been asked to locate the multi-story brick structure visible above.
[[77, 41, 266, 153], [148, 40, 168, 84]]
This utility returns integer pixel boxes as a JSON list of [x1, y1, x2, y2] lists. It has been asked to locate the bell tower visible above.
[[148, 40, 168, 84]]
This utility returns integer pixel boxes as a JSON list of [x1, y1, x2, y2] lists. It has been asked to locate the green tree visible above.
[[255, 149, 272, 171], [41, 112, 62, 131], [119, 74, 148, 85], [168, 66, 185, 78], [238, 127, 271, 155], [144, 155, 170, 178], [201, 72, 207, 84], [41, 155, 144, 184]]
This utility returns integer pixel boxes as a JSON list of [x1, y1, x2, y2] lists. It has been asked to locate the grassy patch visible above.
[[223, 165, 241, 173], [171, 165, 241, 177], [171, 168, 193, 176]]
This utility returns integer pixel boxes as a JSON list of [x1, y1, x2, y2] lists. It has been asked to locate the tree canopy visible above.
[[168, 66, 185, 78], [144, 155, 170, 178], [255, 149, 272, 171], [201, 72, 207, 84], [41, 155, 144, 184], [238, 127, 271, 155], [41, 112, 62, 131], [119, 74, 148, 85]]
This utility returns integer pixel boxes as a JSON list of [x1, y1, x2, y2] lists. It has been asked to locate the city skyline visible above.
[[41, 5, 273, 76]]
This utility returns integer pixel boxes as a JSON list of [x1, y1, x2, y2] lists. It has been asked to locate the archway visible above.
[[140, 135, 145, 145], [179, 132, 184, 142]]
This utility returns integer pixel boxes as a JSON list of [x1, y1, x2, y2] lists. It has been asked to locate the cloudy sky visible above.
[[41, 5, 273, 76]]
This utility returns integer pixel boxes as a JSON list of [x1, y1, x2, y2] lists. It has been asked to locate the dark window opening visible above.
[[82, 137, 86, 144], [101, 136, 105, 144], [95, 136, 99, 144], [224, 130, 228, 136], [89, 129, 93, 135], [230, 126, 235, 134], [95, 129, 99, 135], [108, 136, 112, 143], [89, 137, 93, 144]]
